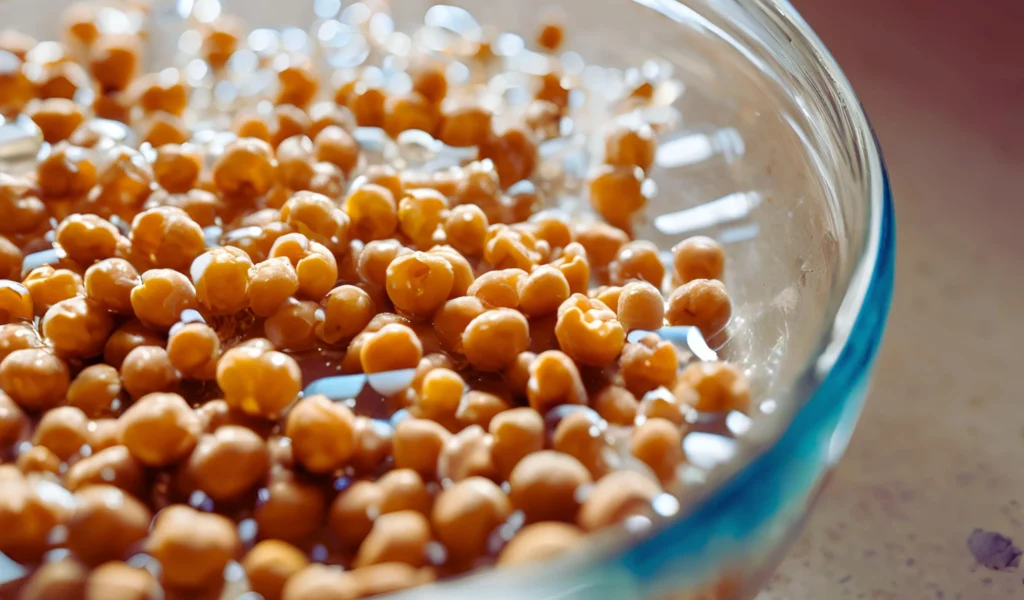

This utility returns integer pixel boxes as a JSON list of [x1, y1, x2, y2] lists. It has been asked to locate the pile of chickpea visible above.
[[0, 2, 750, 599]]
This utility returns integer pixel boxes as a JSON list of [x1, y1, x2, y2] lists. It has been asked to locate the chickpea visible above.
[[35, 144, 95, 201], [166, 322, 219, 380], [604, 124, 658, 172], [64, 445, 146, 498], [188, 247, 253, 316], [244, 540, 309, 600], [385, 251, 454, 319], [516, 265, 570, 317], [281, 565, 358, 600], [591, 385, 639, 426], [676, 361, 751, 414], [438, 103, 492, 147], [0, 51, 33, 115], [118, 392, 198, 466], [126, 68, 187, 116], [0, 390, 28, 449], [630, 418, 685, 483], [0, 322, 41, 362], [200, 15, 241, 70], [501, 351, 533, 398], [153, 143, 203, 194], [263, 299, 318, 352], [0, 280, 33, 324], [26, 97, 85, 144], [437, 424, 499, 482], [120, 345, 179, 399], [552, 244, 590, 295], [665, 278, 732, 336], [217, 340, 302, 419], [104, 320, 165, 370], [184, 425, 270, 501], [621, 334, 679, 397], [145, 505, 240, 589], [282, 395, 355, 474], [130, 206, 206, 272], [159, 189, 220, 228], [248, 257, 299, 317], [328, 479, 383, 549], [609, 240, 665, 286], [354, 509, 432, 568], [42, 296, 115, 359], [488, 407, 545, 479], [498, 522, 583, 566], [353, 324, 422, 375], [344, 184, 399, 243], [0, 478, 67, 562], [268, 233, 339, 299], [55, 215, 121, 267], [361, 164, 406, 202], [85, 562, 161, 600], [444, 204, 489, 257], [90, 145, 154, 210], [553, 408, 613, 478], [479, 126, 538, 187], [233, 112, 270, 141], [349, 416, 393, 476], [536, 15, 566, 51], [672, 235, 726, 284], [509, 450, 592, 523], [280, 191, 351, 253], [137, 111, 189, 147], [0, 348, 70, 411], [615, 281, 665, 333], [554, 294, 626, 367], [17, 445, 61, 475], [317, 285, 374, 344], [535, 72, 570, 111], [86, 418, 121, 452], [0, 174, 47, 236], [456, 390, 510, 430], [427, 246, 473, 298], [0, 236, 21, 280], [32, 405, 89, 461], [66, 484, 151, 564], [526, 349, 586, 414], [212, 137, 277, 198], [433, 477, 511, 563], [384, 91, 441, 139], [309, 101, 356, 137], [310, 125, 360, 178], [19, 559, 90, 600], [254, 470, 327, 543], [638, 386, 690, 425], [588, 165, 646, 230], [397, 189, 446, 248], [23, 266, 83, 315], [415, 367, 464, 421], [410, 62, 447, 104], [89, 34, 139, 92], [275, 135, 316, 191], [588, 285, 620, 312], [36, 61, 90, 102], [276, 62, 319, 109], [433, 296, 485, 354], [461, 308, 531, 372], [393, 417, 451, 481], [355, 238, 406, 287], [374, 468, 431, 516], [347, 83, 387, 128], [91, 92, 131, 123]]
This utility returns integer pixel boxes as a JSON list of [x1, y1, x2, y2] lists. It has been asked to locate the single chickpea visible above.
[[217, 339, 302, 419], [136, 111, 189, 147], [415, 367, 465, 421], [17, 445, 62, 475], [350, 562, 437, 597], [526, 349, 587, 414], [578, 470, 661, 531], [501, 351, 534, 398], [268, 233, 339, 299], [55, 214, 122, 266], [433, 296, 485, 354], [233, 112, 271, 141], [630, 417, 685, 483], [37, 144, 97, 201], [354, 509, 432, 568], [518, 265, 571, 318], [589, 285, 621, 313], [157, 189, 220, 228], [145, 505, 240, 589], [317, 285, 374, 345], [385, 251, 454, 319], [638, 387, 689, 425], [66, 484, 152, 565], [377, 468, 432, 516], [604, 124, 658, 172], [433, 477, 512, 563], [284, 395, 356, 474], [438, 103, 492, 147], [86, 418, 121, 452], [398, 189, 448, 247], [536, 12, 566, 51], [0, 174, 47, 236], [0, 390, 28, 449], [444, 204, 489, 257], [410, 62, 448, 104], [130, 206, 206, 272], [91, 92, 130, 123], [276, 62, 319, 109], [361, 164, 406, 202], [467, 268, 524, 309], [103, 320, 165, 370], [356, 238, 408, 287], [85, 562, 161, 600], [275, 135, 316, 191], [0, 280, 34, 324], [676, 361, 751, 414], [313, 125, 360, 177], [488, 407, 545, 479], [26, 98, 85, 144], [191, 246, 253, 315], [153, 143, 203, 194], [328, 480, 383, 549], [282, 565, 362, 600], [127, 69, 188, 116], [243, 540, 309, 600], [42, 296, 115, 359], [463, 308, 531, 371], [200, 15, 241, 69], [308, 101, 356, 137], [672, 235, 725, 283], [609, 240, 666, 286], [350, 416, 394, 476], [665, 278, 732, 336], [280, 191, 351, 253], [428, 246, 474, 297], [66, 364, 121, 418], [484, 225, 543, 272], [347, 83, 387, 128], [0, 236, 21, 280], [393, 417, 451, 481], [118, 392, 199, 466], [554, 294, 626, 367], [535, 72, 570, 111], [129, 269, 198, 331], [64, 445, 146, 498], [588, 165, 646, 230], [0, 322, 41, 362], [509, 450, 592, 523], [361, 323, 424, 373], [344, 184, 398, 242], [23, 266, 83, 315], [36, 61, 90, 101], [0, 348, 70, 411], [497, 522, 583, 566], [456, 390, 510, 430], [617, 281, 665, 332], [254, 470, 327, 543], [265, 298, 319, 352], [479, 126, 538, 187], [383, 91, 440, 139], [185, 425, 271, 501], [247, 257, 299, 317], [89, 34, 139, 91], [90, 145, 154, 210], [437, 424, 499, 482], [592, 385, 639, 426], [212, 137, 277, 198], [621, 334, 679, 396], [17, 558, 88, 600], [34, 405, 89, 461], [166, 322, 219, 380]]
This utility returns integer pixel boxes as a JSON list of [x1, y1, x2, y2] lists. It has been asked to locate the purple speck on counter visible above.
[[967, 528, 1022, 571]]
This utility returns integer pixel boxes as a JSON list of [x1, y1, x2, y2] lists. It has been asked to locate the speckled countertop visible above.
[[758, 1, 1024, 598]]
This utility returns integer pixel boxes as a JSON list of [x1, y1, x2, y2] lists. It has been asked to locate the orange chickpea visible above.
[[64, 444, 145, 497], [244, 540, 309, 600], [353, 509, 431, 568], [0, 322, 41, 362], [393, 417, 451, 481], [398, 189, 447, 247], [385, 251, 454, 318], [308, 101, 356, 137], [676, 361, 751, 414], [535, 72, 570, 111], [484, 225, 542, 271], [526, 350, 587, 414], [415, 367, 465, 421], [377, 468, 431, 516], [0, 479, 68, 562], [268, 233, 339, 299], [67, 364, 122, 418], [536, 15, 566, 51], [468, 268, 526, 309], [255, 470, 327, 543], [36, 61, 90, 101], [428, 246, 474, 297], [90, 145, 154, 210], [509, 450, 592, 523], [145, 505, 239, 589], [136, 111, 189, 147], [313, 125, 360, 177], [130, 206, 206, 272], [344, 184, 398, 242], [479, 126, 538, 187], [233, 112, 271, 141], [361, 164, 406, 202], [437, 103, 492, 148], [317, 284, 374, 345], [167, 322, 220, 380], [384, 91, 440, 139], [130, 269, 198, 331], [274, 135, 317, 190], [672, 236, 725, 283], [616, 281, 665, 332], [621, 334, 679, 396], [103, 320, 165, 370], [0, 390, 28, 449], [89, 34, 139, 92], [86, 419, 121, 453], [630, 417, 685, 483], [276, 62, 319, 109], [17, 445, 62, 475], [592, 385, 639, 426], [328, 479, 383, 549], [37, 144, 97, 201], [271, 104, 313, 148], [185, 425, 271, 501], [199, 14, 241, 67], [554, 294, 626, 367], [248, 257, 299, 317], [191, 246, 252, 315], [280, 191, 351, 253], [665, 278, 732, 336], [120, 345, 180, 400], [0, 348, 69, 411], [0, 236, 21, 280], [66, 484, 152, 565], [410, 62, 448, 105], [591, 285, 623, 312], [41, 296, 115, 359], [217, 339, 302, 419], [284, 394, 356, 474], [360, 323, 423, 373], [588, 165, 646, 230], [153, 143, 203, 194], [55, 214, 123, 266], [639, 386, 690, 425], [23, 266, 83, 315], [455, 390, 510, 430], [488, 407, 544, 479], [518, 265, 571, 317], [33, 405, 89, 461], [463, 308, 531, 371], [128, 69, 188, 116], [265, 298, 319, 352], [444, 204, 489, 257], [432, 477, 511, 563], [86, 562, 161, 600], [118, 392, 199, 466], [356, 238, 408, 287], [577, 470, 661, 531], [433, 295, 485, 354], [498, 522, 583, 566], [0, 174, 47, 236], [212, 137, 277, 198], [604, 124, 658, 172], [436, 424, 499, 482], [347, 83, 387, 128], [91, 91, 130, 124], [609, 240, 665, 286], [0, 280, 33, 324], [26, 98, 85, 144]]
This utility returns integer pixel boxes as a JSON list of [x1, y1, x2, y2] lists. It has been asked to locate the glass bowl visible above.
[[0, 0, 894, 597]]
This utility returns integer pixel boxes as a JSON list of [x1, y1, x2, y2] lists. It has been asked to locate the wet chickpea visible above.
[[361, 323, 423, 373], [638, 387, 690, 425], [268, 233, 338, 299], [270, 104, 312, 148], [456, 390, 510, 430], [19, 559, 89, 600], [385, 251, 454, 318], [86, 418, 121, 452], [588, 165, 646, 230], [444, 204, 489, 257], [503, 351, 535, 398], [0, 390, 28, 449], [120, 345, 180, 400], [489, 407, 545, 479], [36, 61, 90, 101], [416, 367, 465, 421], [166, 322, 219, 380], [65, 364, 121, 419], [0, 348, 70, 411], [592, 384, 639, 426], [0, 236, 21, 280], [280, 191, 351, 252], [284, 395, 356, 474], [426, 246, 472, 298], [551, 242, 590, 295], [672, 235, 726, 283], [153, 143, 203, 194], [212, 137, 276, 198], [33, 405, 89, 461], [0, 280, 33, 324], [433, 295, 485, 354], [26, 97, 84, 143], [356, 239, 407, 287], [621, 334, 679, 397], [328, 480, 383, 549], [665, 278, 732, 336], [350, 416, 393, 476], [377, 468, 432, 516], [130, 207, 206, 272], [42, 296, 115, 359], [498, 522, 584, 566], [276, 62, 319, 109], [518, 265, 571, 317], [185, 425, 270, 501], [526, 349, 586, 414], [554, 294, 626, 367], [233, 112, 270, 141], [393, 417, 451, 481], [384, 91, 441, 139], [281, 564, 360, 600], [0, 322, 41, 362], [264, 298, 319, 352], [463, 308, 530, 371], [316, 285, 374, 345], [66, 484, 151, 564], [398, 189, 447, 247], [438, 424, 499, 483], [344, 183, 398, 242], [92, 145, 154, 209], [255, 470, 327, 543], [37, 144, 96, 200], [553, 408, 611, 478], [480, 126, 538, 187], [118, 392, 198, 466], [438, 103, 492, 147], [577, 470, 661, 531], [137, 111, 189, 147], [312, 125, 360, 177], [410, 62, 447, 104], [17, 445, 61, 475], [604, 124, 658, 172], [0, 174, 47, 235], [145, 505, 240, 589], [354, 509, 432, 568], [244, 540, 309, 600], [104, 320, 164, 370], [468, 268, 524, 309], [308, 101, 356, 137], [509, 450, 592, 523], [433, 477, 511, 564], [630, 417, 685, 483], [23, 266, 83, 315], [676, 361, 751, 414], [347, 83, 387, 128], [86, 562, 161, 600], [610, 240, 665, 286], [248, 257, 299, 317], [89, 35, 139, 91], [592, 285, 623, 313], [217, 340, 302, 419], [55, 214, 122, 266], [64, 445, 146, 497], [617, 280, 665, 333], [191, 246, 252, 315], [361, 165, 406, 203]]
